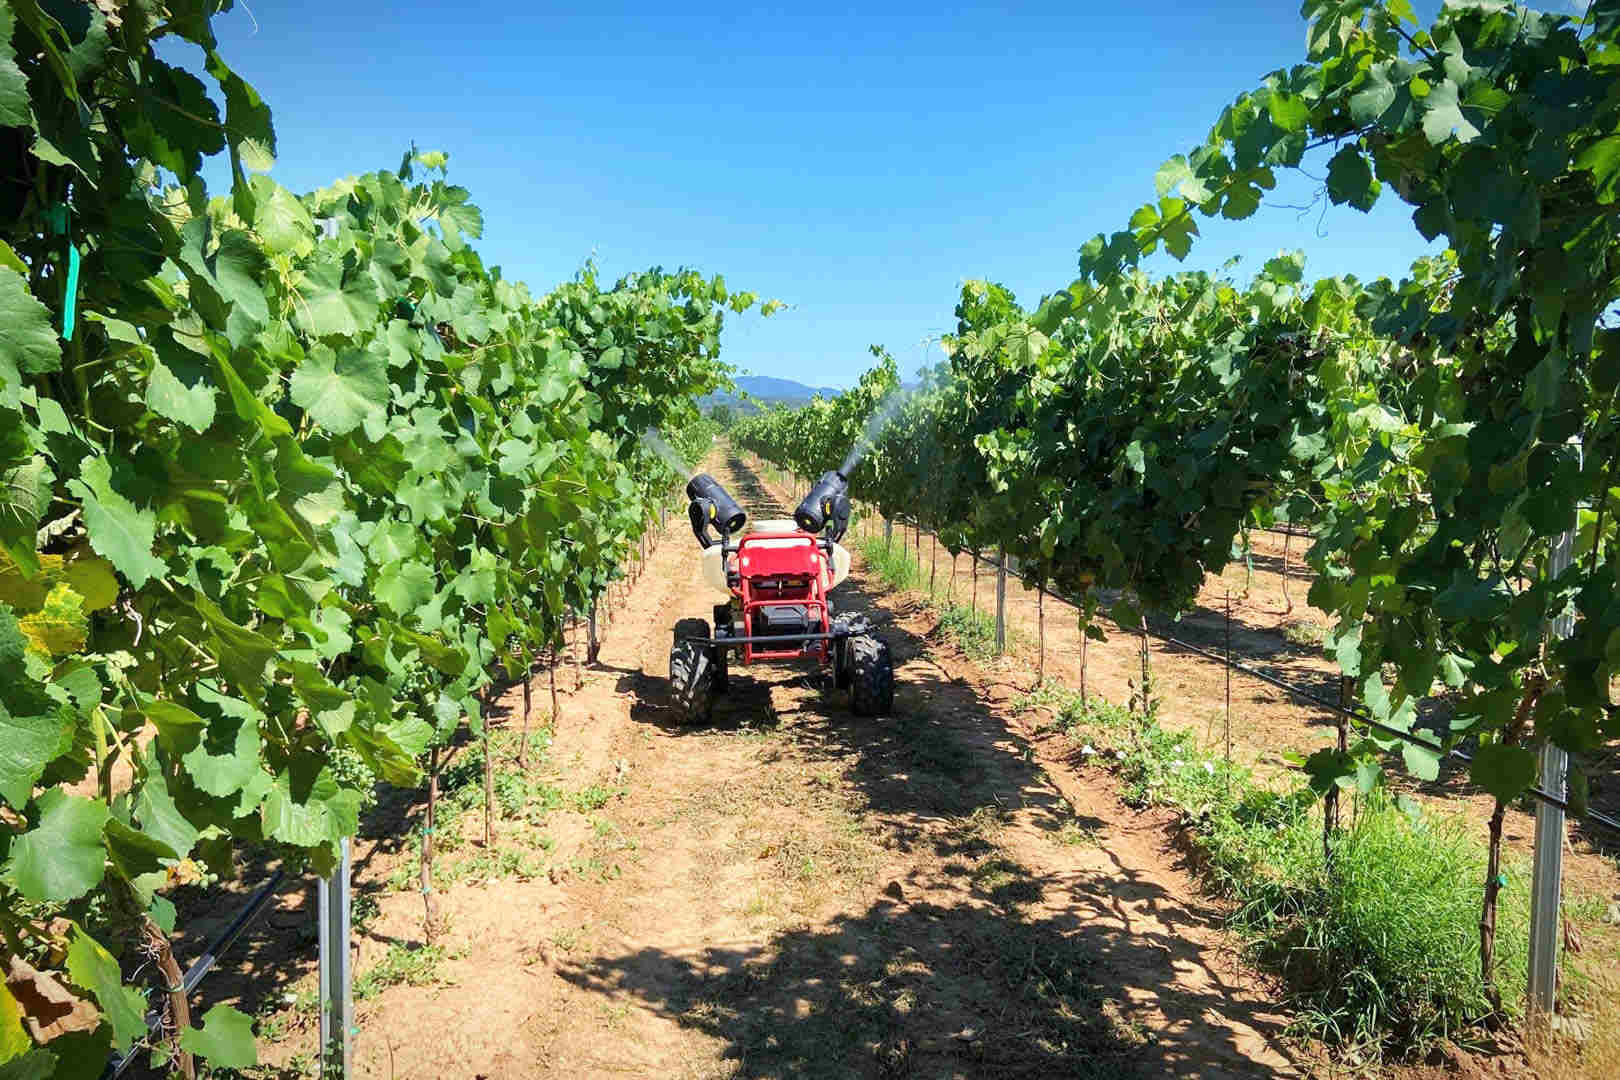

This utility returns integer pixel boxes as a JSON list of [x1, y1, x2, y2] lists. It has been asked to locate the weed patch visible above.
[[354, 944, 447, 1000]]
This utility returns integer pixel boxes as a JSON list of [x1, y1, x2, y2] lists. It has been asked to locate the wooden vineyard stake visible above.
[[1281, 529, 1294, 615], [519, 656, 533, 768], [482, 691, 495, 847], [422, 748, 440, 941], [1080, 613, 1089, 702], [549, 644, 560, 730], [1136, 616, 1151, 715], [144, 916, 194, 1079], [1225, 591, 1233, 771], [571, 610, 582, 689], [995, 550, 1007, 655], [1037, 587, 1045, 685]]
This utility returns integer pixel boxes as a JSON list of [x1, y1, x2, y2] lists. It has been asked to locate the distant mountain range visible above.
[[703, 375, 841, 412]]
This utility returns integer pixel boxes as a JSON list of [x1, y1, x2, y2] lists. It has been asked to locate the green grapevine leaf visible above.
[[0, 268, 61, 396], [1325, 145, 1379, 211], [193, 596, 280, 694], [1419, 79, 1479, 145], [0, 982, 30, 1065], [248, 175, 315, 255], [238, 137, 275, 172], [1432, 572, 1509, 621], [294, 252, 382, 338], [290, 345, 388, 435], [179, 1005, 257, 1069], [180, 700, 262, 798], [0, 701, 72, 807], [1574, 134, 1620, 204], [1154, 154, 1212, 203], [204, 51, 273, 147], [1470, 743, 1537, 804], [261, 768, 359, 848], [0, 1049, 58, 1080], [102, 818, 177, 882], [133, 755, 201, 861], [0, 600, 25, 672], [1302, 747, 1355, 795], [66, 456, 167, 589], [64, 930, 144, 1051], [8, 790, 110, 901], [0, 5, 29, 129], [375, 559, 434, 615], [146, 358, 217, 432], [1401, 741, 1442, 782]]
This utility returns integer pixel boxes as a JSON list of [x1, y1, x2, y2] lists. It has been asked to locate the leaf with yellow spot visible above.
[[18, 584, 88, 657]]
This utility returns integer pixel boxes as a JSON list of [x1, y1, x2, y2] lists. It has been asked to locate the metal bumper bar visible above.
[[677, 631, 848, 648]]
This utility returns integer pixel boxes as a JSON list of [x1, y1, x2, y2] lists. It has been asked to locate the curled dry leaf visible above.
[[3, 954, 100, 1043]]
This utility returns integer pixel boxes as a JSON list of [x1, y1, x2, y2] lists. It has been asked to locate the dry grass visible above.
[[1525, 992, 1620, 1080]]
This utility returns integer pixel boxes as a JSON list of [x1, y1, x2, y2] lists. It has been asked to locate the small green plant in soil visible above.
[[571, 783, 626, 812], [936, 603, 1001, 661], [354, 943, 447, 1000], [1281, 620, 1327, 648]]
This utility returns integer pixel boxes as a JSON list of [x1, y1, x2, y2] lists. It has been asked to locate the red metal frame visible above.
[[730, 530, 831, 664]]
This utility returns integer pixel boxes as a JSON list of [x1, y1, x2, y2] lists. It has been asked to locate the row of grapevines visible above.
[[0, 4, 767, 1075], [730, 348, 900, 481], [736, 0, 1620, 1019]]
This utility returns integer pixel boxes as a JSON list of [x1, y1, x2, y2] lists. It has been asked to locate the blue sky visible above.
[[189, 1, 1456, 388]]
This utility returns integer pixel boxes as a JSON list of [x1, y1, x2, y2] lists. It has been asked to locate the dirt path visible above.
[[173, 450, 1313, 1079]]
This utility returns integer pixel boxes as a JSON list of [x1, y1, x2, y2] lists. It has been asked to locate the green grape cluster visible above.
[[328, 748, 379, 811]]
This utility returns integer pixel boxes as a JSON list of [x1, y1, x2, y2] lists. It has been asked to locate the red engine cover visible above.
[[732, 531, 830, 663]]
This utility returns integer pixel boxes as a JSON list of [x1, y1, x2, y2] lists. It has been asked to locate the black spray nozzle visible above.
[[794, 470, 851, 539], [686, 473, 747, 535]]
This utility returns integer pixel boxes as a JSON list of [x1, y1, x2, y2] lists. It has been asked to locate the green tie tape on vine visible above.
[[42, 202, 79, 341]]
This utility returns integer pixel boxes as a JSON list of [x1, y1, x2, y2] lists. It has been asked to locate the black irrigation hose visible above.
[[884, 516, 1620, 839], [104, 870, 288, 1079]]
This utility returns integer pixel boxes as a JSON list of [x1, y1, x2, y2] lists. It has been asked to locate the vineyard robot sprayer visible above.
[[669, 471, 894, 722]]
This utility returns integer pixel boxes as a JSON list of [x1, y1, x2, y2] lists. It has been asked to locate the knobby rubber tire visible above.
[[849, 633, 894, 716], [670, 617, 715, 724]]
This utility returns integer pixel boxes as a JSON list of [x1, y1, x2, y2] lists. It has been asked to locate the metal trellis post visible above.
[[1528, 524, 1575, 1016], [318, 836, 354, 1077]]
